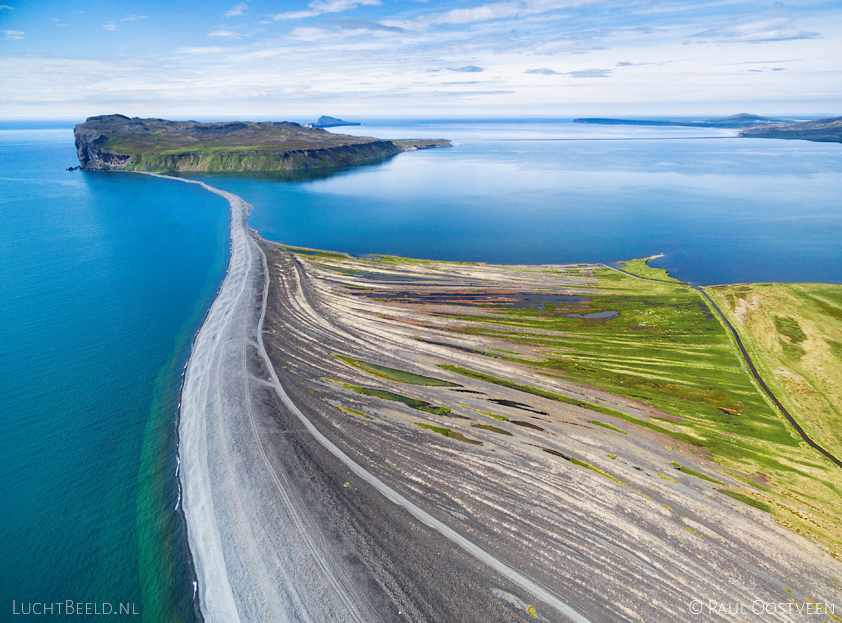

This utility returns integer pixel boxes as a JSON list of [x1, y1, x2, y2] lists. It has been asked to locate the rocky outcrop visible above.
[[73, 114, 449, 172], [75, 126, 132, 171]]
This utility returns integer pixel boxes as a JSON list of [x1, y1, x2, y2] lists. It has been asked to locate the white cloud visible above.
[[568, 68, 611, 77], [288, 27, 333, 41], [311, 0, 381, 12], [207, 29, 243, 39], [692, 18, 820, 43], [273, 0, 381, 20], [273, 10, 320, 20], [0, 5, 14, 9], [1, 0, 840, 118], [320, 17, 405, 32], [175, 46, 228, 55], [225, 2, 248, 17], [2, 29, 23, 39], [102, 15, 146, 29], [449, 65, 485, 72], [383, 0, 595, 30]]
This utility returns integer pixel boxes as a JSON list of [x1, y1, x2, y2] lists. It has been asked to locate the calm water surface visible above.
[[201, 119, 842, 285]]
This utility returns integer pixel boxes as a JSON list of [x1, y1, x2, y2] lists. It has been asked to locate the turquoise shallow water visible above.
[[0, 128, 228, 621], [199, 119, 842, 285]]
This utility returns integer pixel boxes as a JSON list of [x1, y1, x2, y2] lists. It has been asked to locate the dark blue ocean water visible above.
[[201, 119, 842, 285], [0, 129, 228, 621]]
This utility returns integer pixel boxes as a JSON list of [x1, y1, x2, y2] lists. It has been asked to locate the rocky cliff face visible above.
[[73, 114, 445, 172], [74, 116, 134, 170]]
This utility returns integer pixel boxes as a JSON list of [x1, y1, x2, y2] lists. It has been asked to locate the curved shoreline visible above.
[[149, 173, 593, 623], [137, 173, 841, 622], [139, 172, 251, 622]]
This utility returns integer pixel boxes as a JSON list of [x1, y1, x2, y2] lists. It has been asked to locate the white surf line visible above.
[[254, 243, 594, 623]]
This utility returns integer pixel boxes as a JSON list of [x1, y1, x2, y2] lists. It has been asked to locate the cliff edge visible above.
[[74, 114, 449, 172]]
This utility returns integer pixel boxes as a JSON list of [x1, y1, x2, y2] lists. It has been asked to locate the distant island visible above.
[[574, 113, 842, 143], [311, 115, 360, 128], [573, 113, 792, 129], [73, 115, 449, 173], [739, 117, 842, 143]]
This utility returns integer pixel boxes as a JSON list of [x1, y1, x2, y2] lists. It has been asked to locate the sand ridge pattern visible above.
[[161, 176, 383, 623], [166, 176, 588, 622], [256, 243, 842, 622], [159, 173, 839, 622]]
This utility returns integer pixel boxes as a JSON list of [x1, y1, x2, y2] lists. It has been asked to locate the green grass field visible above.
[[617, 257, 679, 282], [303, 250, 842, 556], [706, 283, 842, 458], [441, 266, 842, 555], [334, 354, 459, 387]]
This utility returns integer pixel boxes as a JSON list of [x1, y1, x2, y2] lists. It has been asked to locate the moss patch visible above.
[[670, 461, 725, 484], [472, 423, 513, 436], [439, 364, 628, 419], [476, 409, 508, 421], [590, 420, 628, 434], [328, 379, 452, 415], [336, 405, 370, 418], [718, 489, 772, 513], [334, 354, 459, 386], [415, 422, 482, 445]]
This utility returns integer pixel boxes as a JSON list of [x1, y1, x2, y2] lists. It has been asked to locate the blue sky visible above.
[[0, 0, 839, 118]]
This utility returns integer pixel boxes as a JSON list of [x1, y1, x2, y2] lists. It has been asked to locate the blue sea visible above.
[[202, 118, 842, 285], [1, 119, 840, 620], [0, 127, 229, 621]]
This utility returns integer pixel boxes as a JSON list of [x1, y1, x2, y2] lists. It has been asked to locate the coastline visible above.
[[151, 174, 397, 622], [155, 173, 594, 622], [139, 172, 252, 621], [143, 172, 841, 622]]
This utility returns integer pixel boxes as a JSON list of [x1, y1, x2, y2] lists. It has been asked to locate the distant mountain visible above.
[[739, 117, 842, 143], [573, 113, 792, 129], [312, 116, 361, 128]]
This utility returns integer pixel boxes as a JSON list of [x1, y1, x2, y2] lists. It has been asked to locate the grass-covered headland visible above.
[[73, 115, 449, 172]]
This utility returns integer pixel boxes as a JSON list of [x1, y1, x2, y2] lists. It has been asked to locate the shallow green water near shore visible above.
[[0, 128, 228, 620]]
